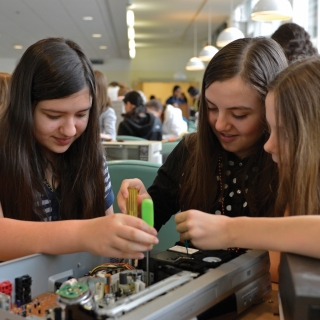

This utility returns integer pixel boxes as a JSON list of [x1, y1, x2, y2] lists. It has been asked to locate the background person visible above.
[[94, 70, 117, 141], [271, 22, 318, 64], [118, 91, 162, 140]]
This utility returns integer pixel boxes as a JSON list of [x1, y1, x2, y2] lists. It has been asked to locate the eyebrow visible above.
[[205, 98, 252, 111], [41, 106, 92, 113]]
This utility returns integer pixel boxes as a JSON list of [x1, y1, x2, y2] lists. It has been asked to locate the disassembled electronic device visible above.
[[0, 246, 271, 319], [0, 194, 271, 319]]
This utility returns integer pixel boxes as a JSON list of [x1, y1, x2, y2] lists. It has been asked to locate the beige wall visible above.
[[134, 81, 199, 104]]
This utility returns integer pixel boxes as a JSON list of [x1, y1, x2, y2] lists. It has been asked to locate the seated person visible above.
[[146, 100, 188, 140], [118, 91, 162, 140], [165, 85, 186, 107], [94, 70, 117, 141]]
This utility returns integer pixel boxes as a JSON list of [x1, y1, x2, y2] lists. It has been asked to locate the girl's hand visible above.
[[117, 179, 151, 214], [82, 214, 158, 259], [175, 210, 231, 250]]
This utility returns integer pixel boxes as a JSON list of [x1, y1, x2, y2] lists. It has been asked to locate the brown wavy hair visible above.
[[267, 56, 320, 216], [271, 23, 318, 64], [180, 37, 288, 217]]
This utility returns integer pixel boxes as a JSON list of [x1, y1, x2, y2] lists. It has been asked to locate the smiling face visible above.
[[205, 76, 265, 159], [33, 87, 92, 161]]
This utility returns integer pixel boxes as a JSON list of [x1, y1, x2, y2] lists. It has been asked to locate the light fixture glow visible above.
[[99, 46, 107, 50], [127, 27, 135, 40], [251, 0, 293, 21], [92, 34, 102, 38], [83, 16, 93, 21], [129, 48, 136, 59], [129, 39, 135, 49], [126, 10, 135, 27], [14, 45, 23, 50], [186, 21, 205, 71], [199, 45, 219, 62], [186, 57, 205, 71], [216, 27, 244, 48], [199, 0, 219, 61]]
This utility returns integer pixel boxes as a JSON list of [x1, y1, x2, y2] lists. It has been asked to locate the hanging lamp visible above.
[[199, 0, 219, 61], [251, 0, 293, 21], [186, 21, 205, 71], [216, 0, 244, 48]]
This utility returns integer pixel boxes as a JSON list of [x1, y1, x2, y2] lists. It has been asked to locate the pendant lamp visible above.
[[199, 0, 219, 61], [251, 0, 293, 22], [216, 0, 244, 48], [186, 21, 205, 71]]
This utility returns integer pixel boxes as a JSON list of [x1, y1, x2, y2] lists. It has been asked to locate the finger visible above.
[[120, 214, 158, 236], [176, 221, 188, 234], [109, 237, 154, 256], [117, 224, 158, 245], [179, 231, 191, 241], [175, 211, 187, 224], [106, 247, 145, 260]]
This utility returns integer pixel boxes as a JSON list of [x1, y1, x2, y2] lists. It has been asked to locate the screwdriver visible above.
[[141, 198, 154, 287]]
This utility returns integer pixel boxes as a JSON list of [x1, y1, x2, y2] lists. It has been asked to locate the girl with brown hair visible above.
[[0, 38, 158, 261]]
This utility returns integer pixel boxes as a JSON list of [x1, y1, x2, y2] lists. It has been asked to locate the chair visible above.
[[161, 139, 181, 163], [116, 135, 148, 141], [108, 159, 178, 252]]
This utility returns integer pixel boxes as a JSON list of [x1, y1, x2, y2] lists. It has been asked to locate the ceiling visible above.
[[0, 0, 246, 63]]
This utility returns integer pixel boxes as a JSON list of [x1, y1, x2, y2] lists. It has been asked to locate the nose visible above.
[[215, 112, 231, 132], [264, 132, 276, 155], [60, 117, 77, 137]]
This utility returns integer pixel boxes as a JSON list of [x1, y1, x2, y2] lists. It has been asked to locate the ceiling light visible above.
[[14, 45, 23, 50], [251, 0, 293, 21], [128, 27, 135, 40], [216, 0, 245, 48], [199, 0, 219, 61], [186, 21, 205, 71], [129, 39, 135, 50], [92, 34, 102, 38], [99, 46, 107, 50], [186, 57, 206, 71], [199, 45, 219, 61], [129, 48, 136, 59], [216, 27, 244, 47], [83, 16, 93, 21], [127, 10, 134, 27]]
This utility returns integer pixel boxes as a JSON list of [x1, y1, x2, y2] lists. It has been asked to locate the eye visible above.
[[207, 104, 218, 112], [233, 114, 247, 119], [76, 113, 88, 118], [47, 115, 60, 120]]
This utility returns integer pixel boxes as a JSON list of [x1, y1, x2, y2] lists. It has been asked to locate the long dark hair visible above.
[[180, 37, 288, 217], [123, 91, 146, 120], [0, 38, 105, 221]]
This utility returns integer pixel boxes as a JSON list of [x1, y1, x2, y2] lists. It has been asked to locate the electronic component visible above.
[[15, 275, 32, 305], [0, 292, 10, 311], [0, 249, 271, 319]]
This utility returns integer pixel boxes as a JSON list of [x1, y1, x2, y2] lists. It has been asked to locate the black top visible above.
[[148, 138, 252, 231], [118, 113, 162, 141]]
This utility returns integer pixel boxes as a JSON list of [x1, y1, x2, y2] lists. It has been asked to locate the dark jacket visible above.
[[118, 113, 162, 140]]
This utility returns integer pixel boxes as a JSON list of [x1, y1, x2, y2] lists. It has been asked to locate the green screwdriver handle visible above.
[[141, 199, 154, 227]]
